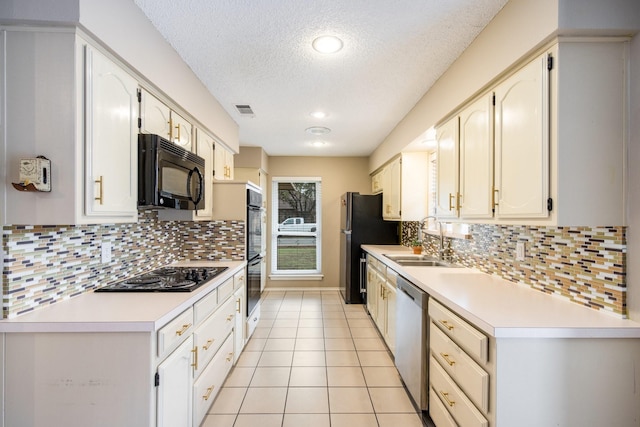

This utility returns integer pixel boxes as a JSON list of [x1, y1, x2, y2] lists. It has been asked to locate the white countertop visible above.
[[362, 245, 640, 339], [0, 261, 245, 334]]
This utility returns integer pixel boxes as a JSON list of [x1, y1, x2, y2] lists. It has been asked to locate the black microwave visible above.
[[138, 134, 205, 210]]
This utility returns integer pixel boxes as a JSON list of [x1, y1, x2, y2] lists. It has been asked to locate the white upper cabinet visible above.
[[214, 143, 235, 181], [139, 89, 194, 152], [195, 129, 214, 219], [432, 39, 627, 226], [3, 29, 139, 225], [459, 95, 494, 219], [381, 152, 429, 221], [382, 156, 401, 220], [139, 89, 171, 138], [83, 44, 139, 220], [494, 51, 550, 219], [436, 117, 459, 219], [170, 111, 193, 152]]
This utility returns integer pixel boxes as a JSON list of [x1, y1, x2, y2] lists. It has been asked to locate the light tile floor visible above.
[[202, 290, 426, 427]]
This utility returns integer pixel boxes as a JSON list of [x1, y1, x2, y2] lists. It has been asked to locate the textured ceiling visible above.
[[133, 0, 508, 157]]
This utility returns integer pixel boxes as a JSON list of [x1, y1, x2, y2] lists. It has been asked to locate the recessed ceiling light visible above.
[[310, 111, 328, 119], [312, 35, 343, 54], [306, 126, 331, 135]]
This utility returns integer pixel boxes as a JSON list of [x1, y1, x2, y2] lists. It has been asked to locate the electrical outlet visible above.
[[516, 242, 525, 261], [101, 241, 112, 263]]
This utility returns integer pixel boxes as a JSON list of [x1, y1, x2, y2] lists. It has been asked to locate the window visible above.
[[271, 177, 322, 276]]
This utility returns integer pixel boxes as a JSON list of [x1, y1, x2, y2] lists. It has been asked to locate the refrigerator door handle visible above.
[[359, 257, 367, 294]]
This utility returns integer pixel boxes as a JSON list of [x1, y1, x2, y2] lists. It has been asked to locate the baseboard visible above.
[[264, 287, 341, 292]]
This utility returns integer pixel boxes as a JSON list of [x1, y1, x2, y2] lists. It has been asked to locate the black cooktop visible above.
[[95, 266, 228, 292]]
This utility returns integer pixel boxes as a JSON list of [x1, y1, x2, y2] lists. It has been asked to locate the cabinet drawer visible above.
[[429, 388, 459, 427], [430, 323, 489, 413], [430, 356, 488, 427], [234, 270, 245, 291], [429, 299, 488, 363], [217, 277, 234, 304], [247, 303, 260, 339], [193, 296, 236, 377], [194, 288, 218, 326], [158, 307, 194, 358], [193, 333, 234, 427]]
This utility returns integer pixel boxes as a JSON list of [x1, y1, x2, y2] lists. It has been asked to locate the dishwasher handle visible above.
[[397, 275, 428, 308]]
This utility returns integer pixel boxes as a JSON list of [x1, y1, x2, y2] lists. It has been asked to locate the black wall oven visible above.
[[246, 187, 262, 316]]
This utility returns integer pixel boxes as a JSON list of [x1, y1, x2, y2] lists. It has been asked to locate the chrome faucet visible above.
[[419, 215, 446, 261]]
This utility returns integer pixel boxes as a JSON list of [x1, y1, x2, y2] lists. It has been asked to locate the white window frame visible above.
[[270, 177, 322, 277]]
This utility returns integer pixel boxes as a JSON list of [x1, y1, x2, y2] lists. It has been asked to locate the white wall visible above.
[[266, 157, 372, 290], [627, 33, 640, 320]]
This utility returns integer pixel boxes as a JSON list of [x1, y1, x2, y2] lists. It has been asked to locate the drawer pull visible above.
[[176, 323, 192, 336], [439, 352, 456, 366], [236, 298, 241, 313], [191, 347, 198, 370], [202, 339, 214, 350], [226, 352, 233, 362], [202, 386, 214, 401], [439, 319, 454, 331], [226, 314, 234, 322], [440, 391, 456, 407]]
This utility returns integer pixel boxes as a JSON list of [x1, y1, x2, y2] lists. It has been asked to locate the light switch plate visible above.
[[516, 242, 525, 261], [101, 241, 112, 263]]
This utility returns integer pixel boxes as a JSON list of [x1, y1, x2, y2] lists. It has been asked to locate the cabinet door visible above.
[[195, 129, 214, 219], [375, 272, 387, 331], [384, 281, 396, 355], [459, 95, 494, 219], [157, 336, 194, 427], [233, 285, 246, 364], [139, 89, 171, 138], [366, 264, 378, 322], [84, 44, 138, 219], [382, 157, 401, 220], [494, 53, 550, 218], [436, 116, 459, 218], [371, 170, 383, 194], [214, 143, 235, 180], [171, 111, 193, 152]]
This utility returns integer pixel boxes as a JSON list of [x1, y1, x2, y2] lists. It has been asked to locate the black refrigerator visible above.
[[339, 192, 399, 304]]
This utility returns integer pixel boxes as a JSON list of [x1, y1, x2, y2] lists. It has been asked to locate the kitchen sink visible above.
[[383, 254, 453, 267], [394, 259, 451, 267]]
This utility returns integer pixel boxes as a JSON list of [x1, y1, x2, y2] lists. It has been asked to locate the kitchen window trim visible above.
[[271, 177, 322, 277]]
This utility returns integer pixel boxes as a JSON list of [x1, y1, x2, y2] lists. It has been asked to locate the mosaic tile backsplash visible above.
[[402, 222, 627, 317], [1, 210, 245, 318]]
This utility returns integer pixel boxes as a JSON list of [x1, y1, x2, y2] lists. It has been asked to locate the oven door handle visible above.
[[187, 166, 204, 207]]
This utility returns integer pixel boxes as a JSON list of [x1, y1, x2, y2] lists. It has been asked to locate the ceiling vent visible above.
[[235, 104, 255, 117]]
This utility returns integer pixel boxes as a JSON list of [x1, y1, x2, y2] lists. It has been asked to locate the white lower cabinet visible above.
[[365, 255, 397, 356], [429, 388, 459, 427], [429, 299, 490, 427], [193, 333, 234, 427], [233, 283, 246, 364], [157, 336, 195, 427], [430, 356, 488, 427]]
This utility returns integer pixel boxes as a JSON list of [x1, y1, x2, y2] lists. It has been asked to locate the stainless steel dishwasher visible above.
[[395, 275, 429, 411]]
